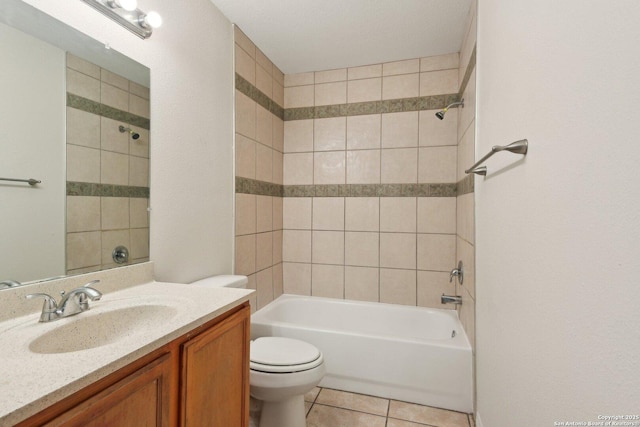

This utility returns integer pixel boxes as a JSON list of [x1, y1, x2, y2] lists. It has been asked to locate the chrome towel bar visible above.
[[0, 177, 41, 186], [465, 139, 528, 176]]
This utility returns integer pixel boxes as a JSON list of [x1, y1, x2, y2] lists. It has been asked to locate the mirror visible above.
[[0, 0, 150, 287]]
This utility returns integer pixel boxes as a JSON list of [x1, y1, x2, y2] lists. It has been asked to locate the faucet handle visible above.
[[449, 261, 464, 285], [77, 280, 102, 311], [26, 293, 59, 322]]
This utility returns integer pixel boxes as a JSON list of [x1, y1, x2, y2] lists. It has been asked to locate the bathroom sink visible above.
[[29, 304, 178, 354]]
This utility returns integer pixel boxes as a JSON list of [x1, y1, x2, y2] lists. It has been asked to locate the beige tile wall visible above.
[[282, 53, 461, 308], [234, 27, 285, 312], [65, 54, 150, 275]]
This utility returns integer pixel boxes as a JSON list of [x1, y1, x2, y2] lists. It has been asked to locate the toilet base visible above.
[[259, 395, 306, 427]]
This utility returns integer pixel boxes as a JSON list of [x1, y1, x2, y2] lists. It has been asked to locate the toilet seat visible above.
[[250, 337, 323, 373]]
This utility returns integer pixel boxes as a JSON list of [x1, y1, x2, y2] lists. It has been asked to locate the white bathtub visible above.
[[251, 294, 473, 413]]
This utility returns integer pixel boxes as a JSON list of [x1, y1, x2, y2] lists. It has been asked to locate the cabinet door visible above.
[[44, 353, 172, 427], [181, 306, 250, 427]]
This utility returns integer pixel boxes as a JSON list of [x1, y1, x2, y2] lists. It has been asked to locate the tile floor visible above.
[[251, 387, 475, 427]]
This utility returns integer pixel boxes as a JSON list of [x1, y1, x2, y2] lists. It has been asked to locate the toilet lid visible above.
[[250, 337, 322, 372]]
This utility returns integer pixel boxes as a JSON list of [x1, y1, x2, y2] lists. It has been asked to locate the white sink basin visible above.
[[29, 304, 178, 354]]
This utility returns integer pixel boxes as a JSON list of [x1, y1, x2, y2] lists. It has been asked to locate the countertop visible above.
[[0, 280, 253, 425]]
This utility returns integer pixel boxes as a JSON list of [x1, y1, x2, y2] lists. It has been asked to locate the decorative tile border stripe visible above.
[[235, 74, 285, 120], [67, 181, 150, 198], [458, 45, 476, 98], [235, 178, 457, 198], [456, 174, 474, 196], [235, 177, 284, 197], [67, 94, 151, 130], [284, 94, 461, 121], [284, 183, 457, 197]]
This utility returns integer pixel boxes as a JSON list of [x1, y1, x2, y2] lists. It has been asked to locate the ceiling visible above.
[[209, 0, 472, 74]]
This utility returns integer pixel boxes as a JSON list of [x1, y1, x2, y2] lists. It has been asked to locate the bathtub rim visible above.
[[251, 294, 472, 351]]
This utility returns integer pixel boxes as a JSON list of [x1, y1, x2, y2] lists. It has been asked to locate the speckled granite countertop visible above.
[[0, 281, 252, 425]]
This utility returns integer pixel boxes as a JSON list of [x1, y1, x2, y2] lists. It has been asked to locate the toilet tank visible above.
[[189, 275, 248, 289]]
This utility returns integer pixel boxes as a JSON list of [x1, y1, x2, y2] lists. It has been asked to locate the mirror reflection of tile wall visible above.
[[65, 53, 150, 275]]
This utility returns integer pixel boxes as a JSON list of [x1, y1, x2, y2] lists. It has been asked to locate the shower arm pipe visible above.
[[465, 139, 528, 176]]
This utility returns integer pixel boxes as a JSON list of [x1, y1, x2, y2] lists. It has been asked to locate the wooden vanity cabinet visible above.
[[18, 303, 250, 427], [181, 303, 251, 426]]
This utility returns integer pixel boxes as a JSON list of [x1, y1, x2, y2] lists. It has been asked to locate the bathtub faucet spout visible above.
[[441, 294, 462, 305]]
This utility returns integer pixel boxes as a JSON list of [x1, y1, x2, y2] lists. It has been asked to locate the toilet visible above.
[[189, 276, 326, 427]]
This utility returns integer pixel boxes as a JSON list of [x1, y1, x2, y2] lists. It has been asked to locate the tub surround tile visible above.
[[67, 94, 150, 129], [420, 53, 459, 72], [345, 232, 379, 267], [66, 196, 101, 233], [311, 264, 344, 298], [67, 53, 100, 78], [417, 271, 455, 309], [66, 231, 101, 270], [256, 267, 274, 310], [383, 59, 420, 76], [283, 230, 312, 263], [383, 74, 420, 100], [380, 269, 417, 306], [234, 26, 256, 58], [348, 64, 383, 80], [282, 262, 311, 295], [256, 232, 274, 270], [312, 231, 344, 265], [67, 107, 100, 149], [347, 114, 381, 150], [314, 117, 347, 151], [237, 50, 476, 321], [284, 153, 314, 185], [284, 72, 314, 87], [381, 112, 419, 148], [348, 78, 382, 103], [315, 81, 347, 106], [281, 94, 461, 121], [285, 119, 314, 153], [235, 235, 256, 276], [312, 197, 345, 230], [344, 266, 379, 302], [315, 68, 347, 84], [417, 234, 456, 272], [256, 64, 273, 99]]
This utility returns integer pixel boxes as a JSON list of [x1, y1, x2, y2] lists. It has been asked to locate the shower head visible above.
[[119, 125, 140, 140], [435, 99, 464, 120]]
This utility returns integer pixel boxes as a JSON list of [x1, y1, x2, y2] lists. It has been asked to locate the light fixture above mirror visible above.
[[81, 0, 162, 39]]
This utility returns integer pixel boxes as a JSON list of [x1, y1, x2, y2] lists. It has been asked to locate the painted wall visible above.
[[476, 0, 640, 425], [0, 22, 65, 283], [22, 0, 235, 283], [455, 0, 477, 412]]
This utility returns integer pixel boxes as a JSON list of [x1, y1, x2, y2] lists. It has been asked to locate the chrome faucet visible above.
[[0, 279, 21, 289], [441, 294, 463, 305], [26, 280, 102, 322]]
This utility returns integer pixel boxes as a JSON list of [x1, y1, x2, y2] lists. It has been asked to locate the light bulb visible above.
[[141, 11, 162, 29]]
